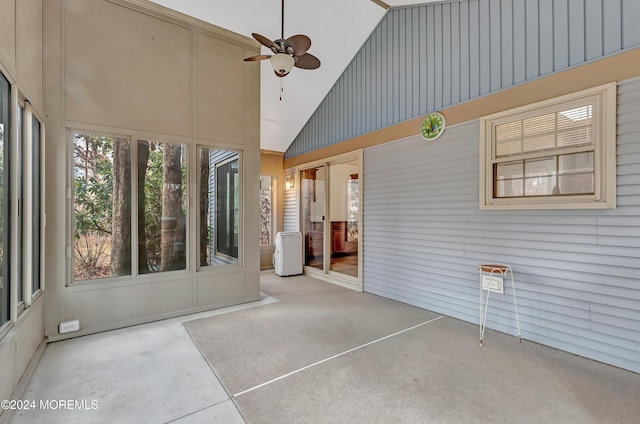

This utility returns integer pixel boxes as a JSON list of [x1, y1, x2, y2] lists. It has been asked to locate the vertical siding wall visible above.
[[363, 78, 640, 373], [286, 0, 640, 158]]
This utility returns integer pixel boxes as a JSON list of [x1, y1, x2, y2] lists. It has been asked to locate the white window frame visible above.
[[479, 83, 617, 210], [69, 132, 197, 283], [14, 99, 43, 310], [27, 102, 44, 300]]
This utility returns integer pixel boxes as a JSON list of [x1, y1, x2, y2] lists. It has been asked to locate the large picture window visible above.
[[479, 83, 617, 210], [72, 135, 244, 282], [72, 133, 188, 281]]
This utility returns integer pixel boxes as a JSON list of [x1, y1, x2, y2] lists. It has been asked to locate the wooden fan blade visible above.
[[244, 55, 271, 62], [294, 53, 321, 70], [285, 34, 311, 56], [252, 33, 279, 52]]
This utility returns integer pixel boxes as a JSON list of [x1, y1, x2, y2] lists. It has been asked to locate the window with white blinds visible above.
[[479, 83, 617, 210]]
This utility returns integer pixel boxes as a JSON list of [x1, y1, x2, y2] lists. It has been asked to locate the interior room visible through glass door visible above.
[[301, 166, 325, 270], [329, 161, 359, 277]]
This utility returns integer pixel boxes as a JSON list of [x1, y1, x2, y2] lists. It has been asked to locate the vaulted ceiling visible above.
[[148, 0, 440, 152]]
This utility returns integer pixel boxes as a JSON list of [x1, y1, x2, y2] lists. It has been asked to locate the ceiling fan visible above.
[[243, 0, 321, 78]]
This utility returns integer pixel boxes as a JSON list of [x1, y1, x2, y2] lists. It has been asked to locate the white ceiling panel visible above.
[[147, 0, 439, 152]]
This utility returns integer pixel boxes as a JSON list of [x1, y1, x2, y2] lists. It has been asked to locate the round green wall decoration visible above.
[[420, 112, 446, 141]]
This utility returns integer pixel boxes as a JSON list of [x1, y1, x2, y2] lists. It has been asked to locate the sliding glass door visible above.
[[300, 157, 360, 284], [329, 161, 359, 278], [300, 166, 325, 270]]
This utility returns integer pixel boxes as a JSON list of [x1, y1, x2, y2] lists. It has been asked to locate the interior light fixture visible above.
[[270, 53, 295, 77], [285, 176, 296, 190]]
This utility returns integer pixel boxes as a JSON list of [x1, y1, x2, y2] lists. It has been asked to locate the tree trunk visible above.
[[160, 143, 185, 271], [110, 138, 131, 276], [137, 141, 150, 274], [199, 149, 210, 266]]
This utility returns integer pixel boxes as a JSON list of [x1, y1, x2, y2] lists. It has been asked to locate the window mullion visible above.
[[131, 139, 139, 277], [492, 144, 595, 165]]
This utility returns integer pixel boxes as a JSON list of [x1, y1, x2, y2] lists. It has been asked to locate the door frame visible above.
[[296, 151, 363, 292]]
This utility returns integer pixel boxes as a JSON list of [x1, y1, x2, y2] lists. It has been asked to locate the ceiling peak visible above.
[[370, 0, 390, 10]]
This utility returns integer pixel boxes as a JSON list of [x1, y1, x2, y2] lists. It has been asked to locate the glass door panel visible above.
[[301, 166, 324, 270], [329, 161, 359, 277]]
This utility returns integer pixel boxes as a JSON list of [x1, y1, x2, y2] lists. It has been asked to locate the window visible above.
[[138, 141, 187, 273], [0, 73, 10, 327], [72, 135, 244, 281], [479, 83, 617, 210], [198, 147, 240, 267], [0, 75, 44, 322], [259, 175, 272, 247], [31, 115, 42, 293], [16, 103, 23, 303], [73, 134, 132, 280], [72, 133, 188, 281], [216, 158, 239, 258]]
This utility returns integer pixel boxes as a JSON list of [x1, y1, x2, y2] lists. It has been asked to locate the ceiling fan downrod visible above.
[[281, 0, 285, 40]]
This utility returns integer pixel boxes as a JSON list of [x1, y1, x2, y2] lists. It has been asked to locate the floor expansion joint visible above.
[[233, 315, 444, 398]]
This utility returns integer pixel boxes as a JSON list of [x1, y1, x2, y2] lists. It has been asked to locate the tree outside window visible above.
[[72, 134, 187, 281]]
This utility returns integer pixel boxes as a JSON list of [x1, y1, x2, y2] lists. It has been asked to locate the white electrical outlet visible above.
[[59, 319, 80, 334]]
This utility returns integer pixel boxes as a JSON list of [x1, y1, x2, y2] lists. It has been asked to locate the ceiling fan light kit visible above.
[[243, 0, 320, 79], [270, 53, 295, 77]]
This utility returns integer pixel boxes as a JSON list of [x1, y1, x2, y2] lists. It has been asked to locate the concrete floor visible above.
[[5, 292, 280, 424], [6, 272, 640, 424]]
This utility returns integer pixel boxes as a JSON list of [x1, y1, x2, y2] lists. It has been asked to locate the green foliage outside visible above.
[[73, 135, 186, 280]]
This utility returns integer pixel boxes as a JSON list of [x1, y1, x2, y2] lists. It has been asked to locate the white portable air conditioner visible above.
[[273, 231, 303, 276]]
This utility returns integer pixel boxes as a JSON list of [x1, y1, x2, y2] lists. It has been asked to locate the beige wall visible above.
[[44, 0, 261, 341], [0, 0, 46, 416], [64, 0, 192, 136], [0, 0, 16, 69], [260, 150, 284, 269]]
